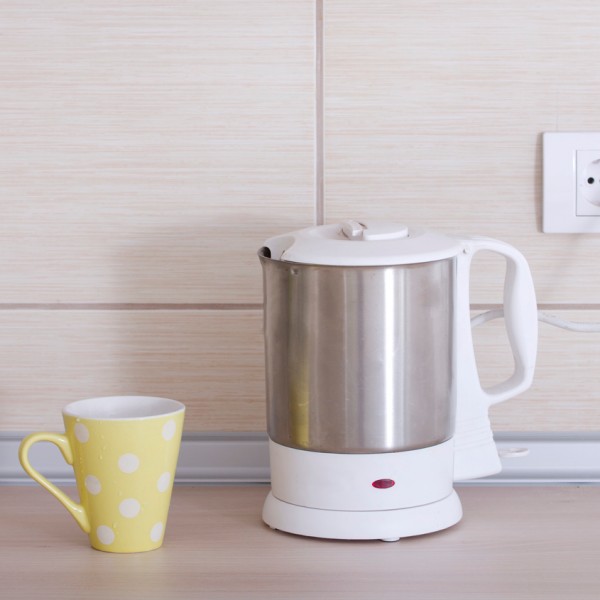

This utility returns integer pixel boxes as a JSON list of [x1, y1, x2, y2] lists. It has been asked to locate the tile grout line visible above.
[[0, 303, 598, 311], [0, 303, 264, 311], [315, 0, 324, 226]]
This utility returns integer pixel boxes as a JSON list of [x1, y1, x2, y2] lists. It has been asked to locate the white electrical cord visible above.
[[471, 309, 600, 332]]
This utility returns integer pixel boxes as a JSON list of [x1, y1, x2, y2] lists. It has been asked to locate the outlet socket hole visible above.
[[588, 177, 595, 184]]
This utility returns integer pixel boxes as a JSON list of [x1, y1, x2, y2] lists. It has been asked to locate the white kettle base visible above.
[[264, 439, 463, 541], [263, 490, 463, 541]]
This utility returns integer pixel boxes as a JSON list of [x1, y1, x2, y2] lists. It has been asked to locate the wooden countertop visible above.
[[2, 485, 600, 599]]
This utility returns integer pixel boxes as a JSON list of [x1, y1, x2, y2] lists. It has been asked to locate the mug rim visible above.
[[63, 395, 185, 421]]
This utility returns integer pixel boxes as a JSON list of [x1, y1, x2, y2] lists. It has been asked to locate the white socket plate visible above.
[[543, 132, 600, 232]]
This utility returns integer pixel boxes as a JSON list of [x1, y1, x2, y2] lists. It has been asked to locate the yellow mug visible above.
[[19, 395, 185, 553]]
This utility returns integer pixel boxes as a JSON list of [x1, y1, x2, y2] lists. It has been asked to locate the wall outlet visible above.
[[576, 150, 600, 215], [543, 132, 600, 232]]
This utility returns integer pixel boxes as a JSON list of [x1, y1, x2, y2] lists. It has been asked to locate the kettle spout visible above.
[[258, 234, 295, 262]]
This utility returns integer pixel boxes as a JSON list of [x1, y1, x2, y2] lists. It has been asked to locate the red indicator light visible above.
[[372, 478, 395, 489]]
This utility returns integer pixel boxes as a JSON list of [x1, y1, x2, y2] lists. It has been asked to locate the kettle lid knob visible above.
[[341, 220, 366, 239], [341, 219, 409, 241]]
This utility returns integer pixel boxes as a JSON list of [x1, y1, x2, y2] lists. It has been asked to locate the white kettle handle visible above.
[[453, 236, 538, 481]]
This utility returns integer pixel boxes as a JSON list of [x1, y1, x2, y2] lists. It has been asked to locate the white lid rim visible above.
[[262, 221, 462, 266]]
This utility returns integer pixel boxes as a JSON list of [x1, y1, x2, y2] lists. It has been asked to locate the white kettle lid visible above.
[[263, 220, 462, 266]]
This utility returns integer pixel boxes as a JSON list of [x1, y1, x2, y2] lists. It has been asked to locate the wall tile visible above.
[[324, 0, 600, 304], [0, 1, 315, 303], [0, 310, 265, 431], [476, 310, 600, 431], [2, 309, 599, 433]]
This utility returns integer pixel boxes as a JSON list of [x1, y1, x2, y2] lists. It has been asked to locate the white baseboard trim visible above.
[[2, 432, 600, 485]]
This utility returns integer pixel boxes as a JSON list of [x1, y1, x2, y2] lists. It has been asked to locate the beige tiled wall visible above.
[[1, 1, 315, 304], [2, 1, 600, 432]]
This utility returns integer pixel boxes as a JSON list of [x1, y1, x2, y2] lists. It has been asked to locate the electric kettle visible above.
[[259, 220, 537, 540]]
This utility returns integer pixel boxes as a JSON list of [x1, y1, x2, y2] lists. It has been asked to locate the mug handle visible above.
[[19, 432, 90, 533]]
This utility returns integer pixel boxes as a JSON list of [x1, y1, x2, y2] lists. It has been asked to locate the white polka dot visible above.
[[84, 475, 101, 495], [118, 453, 139, 473], [162, 420, 176, 441], [74, 423, 89, 443], [157, 472, 171, 493], [119, 498, 141, 518], [97, 525, 115, 545], [150, 522, 164, 543]]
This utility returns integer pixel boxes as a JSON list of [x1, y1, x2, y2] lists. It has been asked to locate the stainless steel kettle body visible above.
[[260, 250, 456, 454]]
